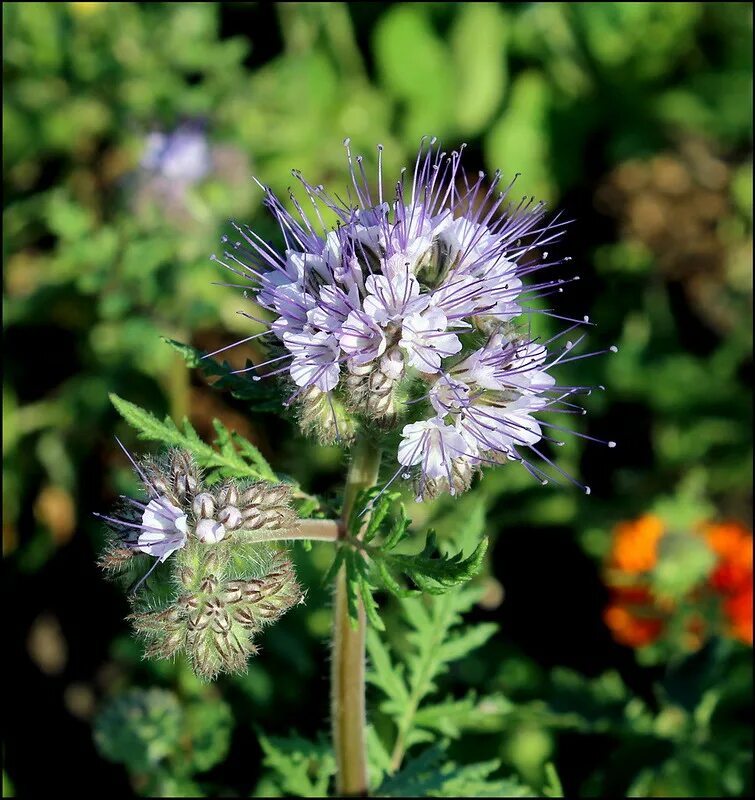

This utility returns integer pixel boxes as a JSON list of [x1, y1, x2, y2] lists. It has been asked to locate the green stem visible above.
[[332, 435, 382, 797], [245, 518, 342, 544]]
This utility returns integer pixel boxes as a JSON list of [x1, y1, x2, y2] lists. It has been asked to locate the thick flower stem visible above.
[[245, 518, 342, 544], [332, 435, 381, 797]]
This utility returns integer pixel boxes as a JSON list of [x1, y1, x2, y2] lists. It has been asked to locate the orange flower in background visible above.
[[603, 514, 753, 653], [704, 521, 753, 594], [704, 521, 753, 644], [609, 514, 664, 574], [725, 586, 753, 645], [603, 603, 663, 648], [604, 517, 665, 650]]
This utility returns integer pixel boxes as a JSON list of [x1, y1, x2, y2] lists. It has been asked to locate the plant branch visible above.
[[244, 518, 342, 544], [332, 435, 381, 796]]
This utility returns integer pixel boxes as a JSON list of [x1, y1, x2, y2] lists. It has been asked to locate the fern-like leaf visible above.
[[110, 393, 277, 482], [256, 731, 335, 798], [334, 490, 488, 629], [367, 583, 499, 773], [376, 743, 537, 797]]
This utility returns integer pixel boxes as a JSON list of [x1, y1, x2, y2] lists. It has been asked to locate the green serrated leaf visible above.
[[367, 724, 394, 790], [362, 489, 400, 543], [232, 430, 277, 480], [437, 622, 498, 664], [381, 534, 488, 595], [366, 627, 410, 708], [368, 583, 499, 773], [432, 760, 537, 798], [377, 744, 446, 797], [359, 572, 385, 631], [322, 548, 347, 588], [257, 731, 335, 798], [382, 503, 411, 551], [375, 557, 418, 599], [110, 394, 277, 483], [412, 690, 515, 739], [378, 744, 536, 797]]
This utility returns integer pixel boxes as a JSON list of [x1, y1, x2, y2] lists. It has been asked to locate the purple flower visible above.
[[398, 417, 469, 491], [284, 329, 341, 392], [213, 138, 614, 498], [339, 309, 387, 365], [94, 444, 198, 592], [134, 497, 189, 560], [141, 120, 211, 184], [399, 308, 462, 373]]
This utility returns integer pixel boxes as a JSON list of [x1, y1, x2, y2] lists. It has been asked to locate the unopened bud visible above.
[[218, 505, 243, 529], [380, 347, 404, 380], [217, 484, 239, 507], [193, 492, 215, 519], [242, 507, 262, 528], [196, 519, 226, 544], [187, 609, 210, 631], [103, 450, 303, 681], [220, 581, 245, 604], [211, 610, 232, 633]]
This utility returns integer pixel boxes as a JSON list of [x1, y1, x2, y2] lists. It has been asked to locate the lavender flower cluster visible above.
[[213, 139, 614, 500]]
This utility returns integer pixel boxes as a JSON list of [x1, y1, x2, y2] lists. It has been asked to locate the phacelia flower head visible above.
[[97, 442, 302, 680], [213, 138, 615, 500]]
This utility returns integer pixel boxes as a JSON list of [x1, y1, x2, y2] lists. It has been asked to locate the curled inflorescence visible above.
[[97, 444, 302, 680], [212, 138, 614, 500]]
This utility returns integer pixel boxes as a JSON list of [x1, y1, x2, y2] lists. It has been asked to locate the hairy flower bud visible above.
[[170, 450, 200, 500], [97, 543, 136, 573], [298, 385, 356, 445], [217, 484, 239, 507], [217, 505, 243, 530], [196, 518, 226, 544], [98, 447, 304, 680], [418, 456, 476, 501], [236, 481, 296, 532], [129, 546, 302, 680], [193, 492, 215, 519]]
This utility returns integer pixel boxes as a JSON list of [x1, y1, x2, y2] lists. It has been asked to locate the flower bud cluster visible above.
[[131, 545, 301, 681], [97, 446, 302, 679]]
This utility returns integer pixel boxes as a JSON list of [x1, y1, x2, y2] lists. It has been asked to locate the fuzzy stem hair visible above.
[[331, 435, 382, 796]]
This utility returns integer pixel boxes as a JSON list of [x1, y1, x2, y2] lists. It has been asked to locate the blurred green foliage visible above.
[[95, 686, 233, 795], [4, 2, 752, 797]]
